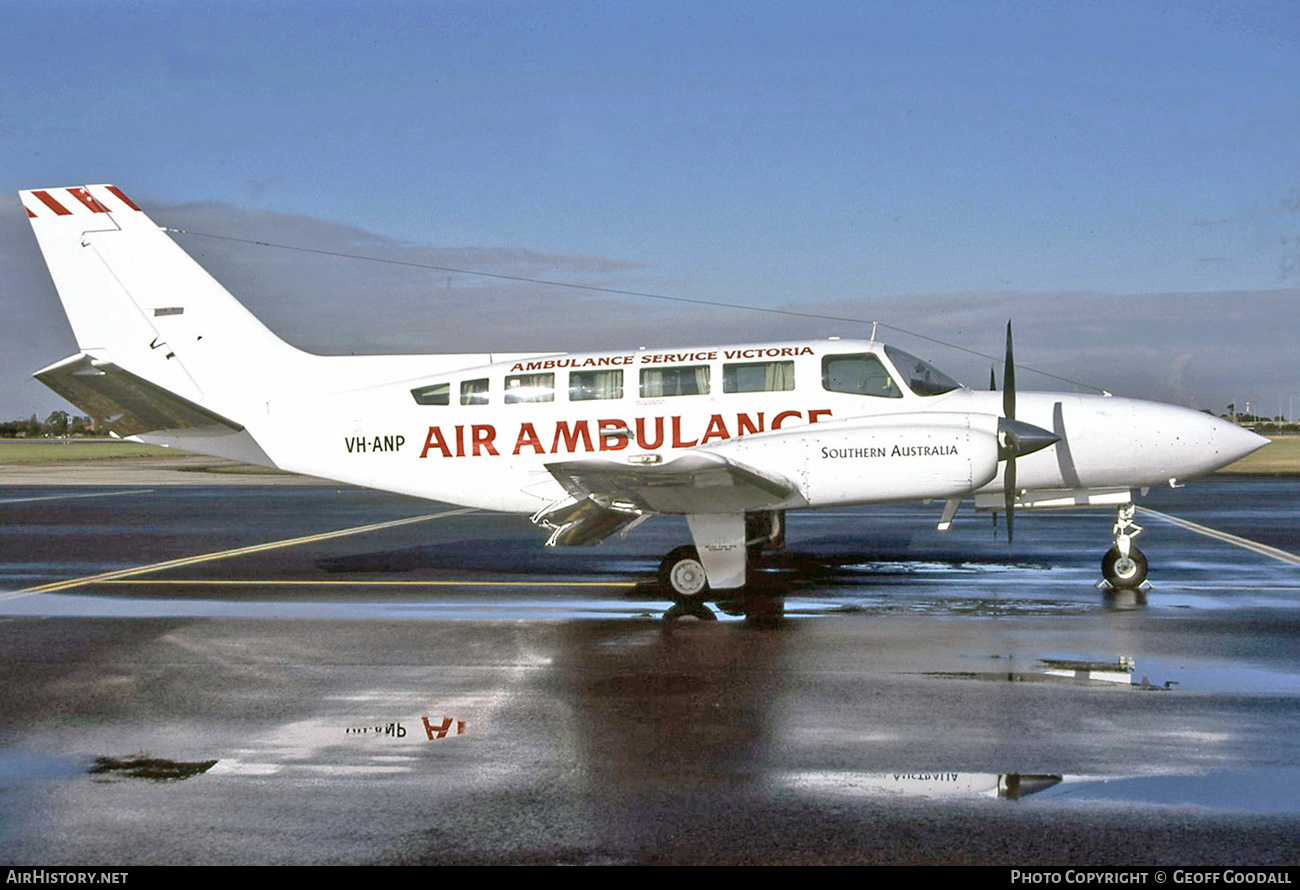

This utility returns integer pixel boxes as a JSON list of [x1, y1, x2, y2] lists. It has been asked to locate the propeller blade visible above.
[[1003, 320, 1015, 421], [1002, 320, 1017, 545], [989, 364, 997, 391], [1005, 452, 1016, 547]]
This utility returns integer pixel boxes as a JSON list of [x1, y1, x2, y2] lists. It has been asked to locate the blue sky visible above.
[[3, 1, 1298, 418]]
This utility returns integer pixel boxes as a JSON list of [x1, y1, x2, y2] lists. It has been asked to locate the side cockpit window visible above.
[[822, 353, 903, 398], [883, 345, 962, 396]]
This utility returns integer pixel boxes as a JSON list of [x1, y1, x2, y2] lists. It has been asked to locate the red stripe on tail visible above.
[[32, 190, 72, 216], [66, 187, 108, 213], [104, 186, 142, 211]]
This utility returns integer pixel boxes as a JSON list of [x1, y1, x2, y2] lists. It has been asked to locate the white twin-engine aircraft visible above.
[[21, 184, 1268, 597]]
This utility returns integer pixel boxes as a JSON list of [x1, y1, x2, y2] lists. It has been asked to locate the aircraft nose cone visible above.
[[1051, 397, 1271, 487], [1135, 404, 1269, 478], [1212, 417, 1270, 467]]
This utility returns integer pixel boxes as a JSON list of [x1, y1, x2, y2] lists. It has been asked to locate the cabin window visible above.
[[822, 353, 903, 398], [505, 372, 555, 403], [411, 382, 450, 406], [460, 378, 489, 405], [723, 360, 794, 393], [640, 365, 710, 398], [569, 369, 623, 401], [883, 345, 962, 396]]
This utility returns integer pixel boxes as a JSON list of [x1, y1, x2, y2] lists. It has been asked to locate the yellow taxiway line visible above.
[[6, 507, 478, 599], [92, 579, 638, 588], [1138, 506, 1300, 567]]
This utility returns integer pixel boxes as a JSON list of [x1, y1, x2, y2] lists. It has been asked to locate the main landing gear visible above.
[[1101, 503, 1148, 590], [658, 511, 785, 622], [660, 546, 709, 598]]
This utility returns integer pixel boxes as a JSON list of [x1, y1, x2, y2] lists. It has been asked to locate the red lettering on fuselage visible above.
[[671, 416, 697, 448], [471, 424, 498, 456], [598, 420, 630, 451], [509, 355, 635, 373], [420, 427, 451, 458], [636, 416, 665, 450], [513, 423, 545, 455], [417, 409, 832, 458], [700, 414, 730, 444], [552, 420, 593, 453], [772, 410, 801, 429]]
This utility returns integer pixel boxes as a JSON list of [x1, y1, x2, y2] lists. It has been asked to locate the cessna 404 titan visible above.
[[20, 184, 1268, 598]]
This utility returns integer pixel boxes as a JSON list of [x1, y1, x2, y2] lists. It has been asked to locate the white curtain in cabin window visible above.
[[723, 360, 794, 392], [641, 369, 664, 397], [505, 373, 554, 403], [692, 365, 710, 395], [765, 361, 794, 391], [571, 370, 622, 401], [641, 366, 710, 397]]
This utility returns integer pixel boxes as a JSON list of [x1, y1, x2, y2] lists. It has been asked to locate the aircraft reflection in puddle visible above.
[[778, 769, 1300, 810], [924, 656, 1137, 686], [664, 591, 788, 624], [779, 771, 1062, 800]]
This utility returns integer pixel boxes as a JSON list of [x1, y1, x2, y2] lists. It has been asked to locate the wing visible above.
[[533, 452, 802, 546]]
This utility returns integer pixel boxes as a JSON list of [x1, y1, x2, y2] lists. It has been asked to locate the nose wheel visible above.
[[1101, 503, 1149, 589], [1102, 544, 1148, 588]]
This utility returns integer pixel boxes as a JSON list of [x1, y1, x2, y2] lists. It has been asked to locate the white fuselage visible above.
[[221, 338, 1260, 515]]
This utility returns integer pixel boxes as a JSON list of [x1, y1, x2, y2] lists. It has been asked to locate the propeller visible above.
[[1003, 322, 1017, 545], [996, 321, 1060, 547]]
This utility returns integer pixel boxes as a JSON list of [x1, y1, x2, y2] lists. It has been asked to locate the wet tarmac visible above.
[[1, 476, 1299, 864]]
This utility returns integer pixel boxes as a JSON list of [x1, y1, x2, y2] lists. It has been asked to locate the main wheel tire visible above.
[[1102, 545, 1148, 589], [660, 546, 709, 598]]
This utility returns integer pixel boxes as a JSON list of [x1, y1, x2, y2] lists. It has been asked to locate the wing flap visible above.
[[545, 452, 799, 515]]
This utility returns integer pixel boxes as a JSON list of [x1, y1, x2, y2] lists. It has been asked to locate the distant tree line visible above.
[[1220, 405, 1299, 433], [0, 411, 108, 438]]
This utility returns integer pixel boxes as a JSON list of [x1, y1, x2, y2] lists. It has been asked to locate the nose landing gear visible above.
[[1101, 503, 1148, 589]]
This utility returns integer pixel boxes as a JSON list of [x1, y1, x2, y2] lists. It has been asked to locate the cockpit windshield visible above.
[[883, 345, 962, 396]]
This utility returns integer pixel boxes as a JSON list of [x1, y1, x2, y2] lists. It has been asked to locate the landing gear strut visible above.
[[1101, 503, 1148, 589], [658, 511, 788, 623]]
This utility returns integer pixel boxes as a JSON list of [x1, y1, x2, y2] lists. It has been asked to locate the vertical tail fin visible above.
[[21, 184, 304, 429]]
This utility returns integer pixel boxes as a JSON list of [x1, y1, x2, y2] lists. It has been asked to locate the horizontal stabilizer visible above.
[[34, 353, 242, 438]]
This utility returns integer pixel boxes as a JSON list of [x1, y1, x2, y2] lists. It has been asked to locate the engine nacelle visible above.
[[710, 412, 1001, 508]]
